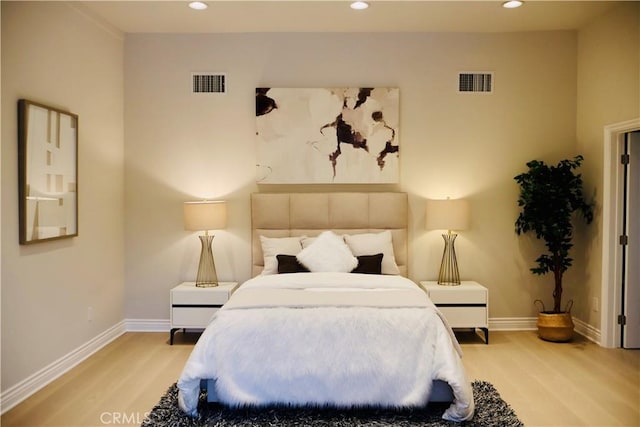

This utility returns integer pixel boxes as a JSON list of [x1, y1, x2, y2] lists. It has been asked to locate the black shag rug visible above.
[[141, 381, 523, 426]]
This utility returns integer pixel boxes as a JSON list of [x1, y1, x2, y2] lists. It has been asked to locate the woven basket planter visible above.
[[537, 311, 574, 342]]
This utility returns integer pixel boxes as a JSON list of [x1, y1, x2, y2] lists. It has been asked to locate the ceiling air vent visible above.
[[192, 73, 226, 94], [458, 72, 493, 93]]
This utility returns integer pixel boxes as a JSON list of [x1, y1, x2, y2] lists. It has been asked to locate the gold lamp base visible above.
[[437, 232, 461, 286], [195, 233, 218, 287]]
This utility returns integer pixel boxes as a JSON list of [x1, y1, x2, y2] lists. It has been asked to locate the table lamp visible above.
[[184, 200, 227, 287], [426, 198, 470, 285]]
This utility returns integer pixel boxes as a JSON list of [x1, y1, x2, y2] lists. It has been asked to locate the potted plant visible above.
[[514, 155, 593, 342]]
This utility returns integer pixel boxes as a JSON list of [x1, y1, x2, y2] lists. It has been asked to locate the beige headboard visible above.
[[251, 192, 408, 277]]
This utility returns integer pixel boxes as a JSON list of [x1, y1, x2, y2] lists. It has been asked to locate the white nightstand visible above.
[[419, 281, 489, 344], [170, 281, 238, 345]]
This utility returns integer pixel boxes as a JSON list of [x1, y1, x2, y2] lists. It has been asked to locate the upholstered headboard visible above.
[[251, 192, 408, 277]]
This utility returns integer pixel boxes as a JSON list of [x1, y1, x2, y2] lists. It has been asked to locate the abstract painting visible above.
[[18, 99, 78, 244], [256, 87, 399, 183]]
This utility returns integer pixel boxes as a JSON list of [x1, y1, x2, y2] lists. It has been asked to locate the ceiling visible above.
[[77, 1, 622, 34]]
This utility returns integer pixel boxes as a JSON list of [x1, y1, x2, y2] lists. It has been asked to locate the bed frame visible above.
[[206, 192, 453, 403]]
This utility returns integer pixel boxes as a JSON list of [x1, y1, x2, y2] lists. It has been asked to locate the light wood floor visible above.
[[2, 331, 639, 426]]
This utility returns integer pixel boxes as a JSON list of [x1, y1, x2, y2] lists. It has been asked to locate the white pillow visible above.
[[296, 231, 358, 273], [344, 230, 400, 275], [260, 236, 304, 275], [301, 236, 316, 248]]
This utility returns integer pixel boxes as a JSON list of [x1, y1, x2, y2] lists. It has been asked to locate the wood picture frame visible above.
[[18, 99, 78, 244]]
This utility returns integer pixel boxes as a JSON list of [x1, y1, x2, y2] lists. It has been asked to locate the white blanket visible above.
[[177, 273, 474, 422]]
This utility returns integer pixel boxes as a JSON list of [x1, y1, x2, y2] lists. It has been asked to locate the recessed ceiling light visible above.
[[350, 1, 369, 10], [502, 1, 523, 8], [189, 1, 208, 11]]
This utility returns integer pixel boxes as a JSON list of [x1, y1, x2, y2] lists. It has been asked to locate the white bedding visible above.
[[177, 273, 474, 422]]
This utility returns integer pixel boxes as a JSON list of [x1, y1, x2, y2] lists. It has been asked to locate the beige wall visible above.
[[1, 2, 125, 391], [575, 2, 640, 329], [124, 31, 579, 321]]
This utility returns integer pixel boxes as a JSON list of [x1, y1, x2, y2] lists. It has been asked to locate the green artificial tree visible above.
[[514, 155, 594, 313]]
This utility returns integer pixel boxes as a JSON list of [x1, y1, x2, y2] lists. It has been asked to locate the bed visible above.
[[177, 192, 474, 422]]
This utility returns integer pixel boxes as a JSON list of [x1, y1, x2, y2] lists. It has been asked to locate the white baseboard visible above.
[[125, 318, 170, 332], [489, 317, 537, 330], [0, 320, 126, 415], [573, 317, 601, 344], [127, 317, 601, 341]]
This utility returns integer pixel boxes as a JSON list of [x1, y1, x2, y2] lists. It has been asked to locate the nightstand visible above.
[[419, 281, 489, 344], [170, 281, 238, 345]]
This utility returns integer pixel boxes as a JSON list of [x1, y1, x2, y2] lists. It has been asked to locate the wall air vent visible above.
[[192, 73, 226, 94], [458, 72, 493, 93]]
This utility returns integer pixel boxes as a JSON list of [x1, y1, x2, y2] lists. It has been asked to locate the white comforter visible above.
[[177, 273, 474, 422]]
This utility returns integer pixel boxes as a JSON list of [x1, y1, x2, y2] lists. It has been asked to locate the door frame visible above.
[[602, 118, 640, 348]]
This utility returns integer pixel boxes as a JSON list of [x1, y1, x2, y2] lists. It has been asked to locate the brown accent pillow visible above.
[[276, 254, 310, 274], [351, 253, 384, 274]]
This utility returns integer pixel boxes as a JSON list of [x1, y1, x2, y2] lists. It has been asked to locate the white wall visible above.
[[124, 31, 579, 321], [575, 2, 640, 329], [1, 2, 125, 392]]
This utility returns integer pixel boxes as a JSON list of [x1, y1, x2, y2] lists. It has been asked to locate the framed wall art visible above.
[[18, 99, 78, 244], [256, 87, 399, 184]]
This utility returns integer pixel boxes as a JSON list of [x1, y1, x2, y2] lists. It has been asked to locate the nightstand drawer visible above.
[[172, 306, 220, 327], [426, 287, 486, 304], [437, 306, 487, 328], [171, 288, 232, 305]]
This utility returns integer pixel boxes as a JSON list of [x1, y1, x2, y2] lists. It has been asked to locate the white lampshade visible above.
[[184, 201, 227, 231], [426, 199, 470, 231]]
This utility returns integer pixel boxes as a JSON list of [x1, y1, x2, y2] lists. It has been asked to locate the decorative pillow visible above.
[[276, 254, 310, 274], [344, 230, 400, 275], [296, 231, 358, 273], [351, 253, 384, 274], [260, 235, 304, 275], [301, 236, 317, 248]]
